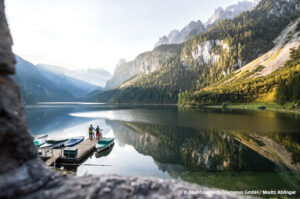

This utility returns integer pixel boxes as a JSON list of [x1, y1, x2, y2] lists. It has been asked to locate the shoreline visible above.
[[202, 103, 300, 114], [24, 101, 300, 114]]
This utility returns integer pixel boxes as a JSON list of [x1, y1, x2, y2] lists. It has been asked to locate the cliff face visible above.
[[182, 40, 230, 66], [105, 44, 182, 89], [268, 0, 298, 16], [180, 0, 298, 76]]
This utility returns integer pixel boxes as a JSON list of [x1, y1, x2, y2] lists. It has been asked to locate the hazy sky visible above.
[[6, 0, 242, 73]]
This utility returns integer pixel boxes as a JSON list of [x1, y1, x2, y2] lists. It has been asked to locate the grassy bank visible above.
[[203, 103, 300, 114]]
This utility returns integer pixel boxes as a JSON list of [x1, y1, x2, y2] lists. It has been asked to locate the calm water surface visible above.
[[24, 103, 300, 192]]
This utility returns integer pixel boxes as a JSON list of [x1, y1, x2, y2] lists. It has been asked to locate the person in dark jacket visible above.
[[88, 124, 94, 140], [96, 126, 100, 140]]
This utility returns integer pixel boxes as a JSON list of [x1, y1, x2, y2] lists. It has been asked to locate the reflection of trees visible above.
[[107, 120, 276, 172], [269, 133, 300, 165], [95, 144, 114, 158]]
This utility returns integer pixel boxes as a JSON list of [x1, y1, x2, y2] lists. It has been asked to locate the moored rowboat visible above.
[[46, 138, 68, 144], [34, 134, 48, 139], [64, 136, 84, 147], [95, 138, 115, 152], [33, 134, 48, 147]]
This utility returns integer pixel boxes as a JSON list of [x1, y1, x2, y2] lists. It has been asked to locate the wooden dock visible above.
[[39, 139, 98, 166]]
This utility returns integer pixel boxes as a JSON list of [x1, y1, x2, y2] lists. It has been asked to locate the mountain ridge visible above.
[[106, 0, 261, 90], [93, 0, 299, 105], [37, 63, 111, 88], [155, 0, 259, 48], [105, 44, 182, 90], [13, 56, 104, 103]]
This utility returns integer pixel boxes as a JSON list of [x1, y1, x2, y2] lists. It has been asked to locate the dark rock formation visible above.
[[0, 1, 15, 74], [0, 1, 246, 198], [0, 1, 36, 174]]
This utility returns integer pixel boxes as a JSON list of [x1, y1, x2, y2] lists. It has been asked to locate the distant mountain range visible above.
[[13, 56, 110, 103], [155, 0, 260, 47], [37, 64, 112, 88]]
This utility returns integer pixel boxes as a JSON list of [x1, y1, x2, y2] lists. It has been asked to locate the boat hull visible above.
[[64, 136, 84, 147], [46, 138, 68, 144], [96, 138, 115, 152]]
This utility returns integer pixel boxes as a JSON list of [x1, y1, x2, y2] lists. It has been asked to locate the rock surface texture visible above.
[[105, 45, 181, 89], [155, 20, 205, 47], [155, 0, 259, 48], [0, 1, 247, 198], [0, 0, 15, 74], [205, 0, 259, 28], [107, 1, 260, 90]]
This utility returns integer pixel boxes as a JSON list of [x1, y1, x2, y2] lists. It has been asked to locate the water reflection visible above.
[[108, 120, 300, 191], [95, 143, 114, 158], [110, 121, 277, 172], [24, 104, 300, 191]]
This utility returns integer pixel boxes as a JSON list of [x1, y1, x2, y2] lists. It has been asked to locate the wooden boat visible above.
[[95, 138, 115, 152], [34, 134, 48, 139], [95, 143, 114, 158], [52, 140, 68, 148], [46, 138, 68, 144], [33, 139, 46, 148], [258, 106, 266, 110], [40, 140, 67, 149], [33, 134, 48, 147], [64, 136, 84, 147], [39, 143, 53, 148]]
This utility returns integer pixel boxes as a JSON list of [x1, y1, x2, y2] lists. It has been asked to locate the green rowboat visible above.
[[95, 138, 115, 152]]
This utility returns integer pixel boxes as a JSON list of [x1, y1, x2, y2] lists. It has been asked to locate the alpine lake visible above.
[[25, 102, 300, 194]]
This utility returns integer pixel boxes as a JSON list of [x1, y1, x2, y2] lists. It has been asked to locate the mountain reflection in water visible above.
[[24, 103, 300, 192]]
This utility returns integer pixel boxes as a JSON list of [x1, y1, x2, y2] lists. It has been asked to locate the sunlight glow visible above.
[[5, 0, 241, 73]]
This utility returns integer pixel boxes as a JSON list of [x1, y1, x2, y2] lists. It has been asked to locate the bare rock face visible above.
[[0, 1, 246, 198], [205, 1, 259, 28], [0, 1, 15, 74], [0, 75, 38, 174], [0, 0, 37, 174], [155, 20, 205, 47], [105, 45, 180, 89]]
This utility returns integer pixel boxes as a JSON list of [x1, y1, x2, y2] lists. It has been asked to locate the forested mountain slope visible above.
[[91, 0, 299, 105], [179, 24, 300, 105], [107, 1, 260, 90], [105, 44, 182, 89]]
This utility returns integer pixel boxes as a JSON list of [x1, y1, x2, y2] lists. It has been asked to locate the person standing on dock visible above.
[[88, 124, 94, 140], [96, 126, 100, 140]]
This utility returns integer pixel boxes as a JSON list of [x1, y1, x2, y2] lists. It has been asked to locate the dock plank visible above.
[[76, 139, 98, 161], [45, 154, 60, 166]]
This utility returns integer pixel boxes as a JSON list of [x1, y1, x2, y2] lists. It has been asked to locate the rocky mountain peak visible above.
[[155, 1, 260, 48], [155, 20, 205, 47], [267, 0, 298, 17], [205, 0, 260, 27]]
